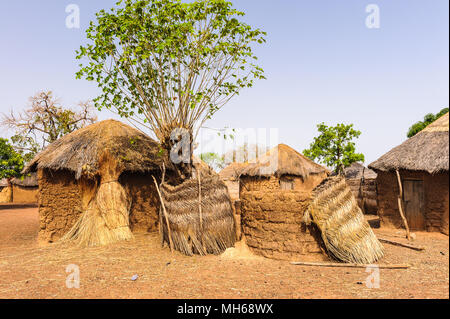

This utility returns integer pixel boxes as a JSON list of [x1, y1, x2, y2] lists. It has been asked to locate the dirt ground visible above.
[[0, 206, 448, 299]]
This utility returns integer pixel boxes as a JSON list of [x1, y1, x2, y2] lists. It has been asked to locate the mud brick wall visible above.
[[38, 169, 83, 243], [12, 185, 39, 203], [119, 172, 160, 233], [345, 178, 378, 214], [38, 169, 162, 243], [0, 186, 11, 203], [240, 176, 327, 261], [223, 179, 240, 201], [376, 170, 449, 234], [424, 172, 449, 234]]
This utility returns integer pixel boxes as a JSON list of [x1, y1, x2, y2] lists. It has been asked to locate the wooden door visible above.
[[403, 179, 425, 230]]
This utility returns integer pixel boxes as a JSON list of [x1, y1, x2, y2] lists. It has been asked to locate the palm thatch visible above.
[[23, 119, 172, 179], [241, 144, 330, 178], [369, 113, 449, 174], [159, 174, 236, 256], [11, 173, 38, 187], [304, 176, 384, 264]]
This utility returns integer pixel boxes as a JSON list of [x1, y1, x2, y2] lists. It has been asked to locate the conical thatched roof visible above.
[[344, 162, 377, 180], [219, 162, 248, 180], [23, 119, 172, 179], [369, 113, 449, 174], [240, 144, 329, 178]]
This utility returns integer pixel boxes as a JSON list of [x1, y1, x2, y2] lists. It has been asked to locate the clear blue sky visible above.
[[0, 0, 448, 165]]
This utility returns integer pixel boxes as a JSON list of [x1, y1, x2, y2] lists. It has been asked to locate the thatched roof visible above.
[[344, 162, 377, 180], [369, 113, 449, 174], [304, 176, 384, 264], [11, 172, 38, 187], [0, 179, 8, 187], [219, 162, 248, 180], [240, 144, 329, 178], [23, 119, 172, 179]]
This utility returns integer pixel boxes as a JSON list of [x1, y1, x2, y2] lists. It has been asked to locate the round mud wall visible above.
[[240, 176, 326, 261]]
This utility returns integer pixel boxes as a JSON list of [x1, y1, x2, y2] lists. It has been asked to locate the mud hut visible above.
[[23, 119, 173, 245], [219, 162, 248, 202], [344, 162, 378, 214], [369, 113, 449, 235], [239, 144, 330, 260], [0, 178, 11, 203], [10, 173, 39, 204], [219, 162, 249, 239]]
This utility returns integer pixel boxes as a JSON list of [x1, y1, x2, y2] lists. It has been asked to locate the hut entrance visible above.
[[403, 179, 425, 230]]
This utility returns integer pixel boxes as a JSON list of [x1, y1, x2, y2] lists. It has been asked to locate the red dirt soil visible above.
[[0, 207, 448, 299]]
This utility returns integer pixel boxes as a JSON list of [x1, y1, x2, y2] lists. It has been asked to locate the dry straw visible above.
[[304, 176, 384, 264], [60, 151, 134, 246], [159, 174, 236, 256]]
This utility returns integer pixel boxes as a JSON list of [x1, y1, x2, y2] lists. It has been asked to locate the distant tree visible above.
[[1, 91, 97, 162], [0, 138, 24, 180], [303, 123, 365, 175], [407, 107, 449, 138], [199, 152, 225, 172]]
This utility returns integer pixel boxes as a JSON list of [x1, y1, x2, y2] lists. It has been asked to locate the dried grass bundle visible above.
[[304, 176, 384, 264], [60, 181, 133, 246], [159, 175, 236, 256], [60, 152, 133, 247]]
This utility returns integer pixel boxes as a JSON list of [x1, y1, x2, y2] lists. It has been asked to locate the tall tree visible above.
[[76, 0, 266, 179], [0, 138, 24, 176], [199, 152, 225, 172], [407, 107, 449, 138], [1, 91, 97, 162], [303, 123, 365, 175]]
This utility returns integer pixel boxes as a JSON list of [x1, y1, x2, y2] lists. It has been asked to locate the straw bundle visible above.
[[304, 176, 384, 264], [159, 175, 236, 256], [60, 152, 134, 246], [61, 180, 133, 246]]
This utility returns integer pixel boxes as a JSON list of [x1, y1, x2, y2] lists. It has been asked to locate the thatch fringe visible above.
[[369, 113, 449, 174], [304, 176, 384, 264], [159, 175, 236, 256]]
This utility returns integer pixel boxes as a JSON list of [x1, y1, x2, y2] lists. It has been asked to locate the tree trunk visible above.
[[161, 128, 194, 183]]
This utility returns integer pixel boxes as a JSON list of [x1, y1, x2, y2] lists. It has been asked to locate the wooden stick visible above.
[[378, 238, 425, 251], [198, 170, 203, 231], [197, 169, 206, 254], [396, 169, 411, 241], [290, 261, 410, 269], [152, 176, 173, 253]]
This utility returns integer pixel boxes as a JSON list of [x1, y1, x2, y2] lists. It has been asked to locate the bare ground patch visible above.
[[0, 207, 448, 299]]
